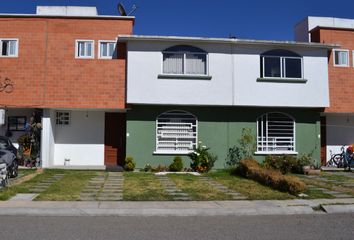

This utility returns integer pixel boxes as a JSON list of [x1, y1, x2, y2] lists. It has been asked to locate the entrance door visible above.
[[104, 112, 126, 167], [320, 116, 326, 166]]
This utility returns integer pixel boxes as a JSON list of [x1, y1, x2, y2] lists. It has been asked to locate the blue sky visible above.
[[1, 0, 354, 40]]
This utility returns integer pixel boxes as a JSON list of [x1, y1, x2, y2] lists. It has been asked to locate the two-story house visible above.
[[295, 17, 354, 165], [119, 35, 334, 168], [0, 6, 134, 168]]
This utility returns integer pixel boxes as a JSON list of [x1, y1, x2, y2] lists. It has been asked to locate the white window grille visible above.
[[99, 41, 116, 59], [75, 40, 94, 58], [56, 111, 70, 125], [162, 45, 207, 75], [0, 39, 18, 57], [155, 110, 197, 154], [257, 112, 295, 153], [333, 49, 349, 67]]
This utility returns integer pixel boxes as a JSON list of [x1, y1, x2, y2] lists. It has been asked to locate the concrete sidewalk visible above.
[[1, 198, 354, 217]]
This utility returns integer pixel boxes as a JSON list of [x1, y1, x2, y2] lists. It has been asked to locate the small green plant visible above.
[[144, 164, 152, 172], [264, 155, 297, 174], [124, 156, 136, 171], [226, 128, 256, 167], [169, 156, 184, 172], [189, 143, 217, 173]]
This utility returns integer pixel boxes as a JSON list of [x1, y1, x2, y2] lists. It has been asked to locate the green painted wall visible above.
[[126, 105, 321, 169]]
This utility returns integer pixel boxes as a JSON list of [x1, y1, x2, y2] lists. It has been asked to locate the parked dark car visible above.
[[0, 136, 18, 178]]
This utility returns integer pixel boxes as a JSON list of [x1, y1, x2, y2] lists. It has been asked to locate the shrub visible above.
[[293, 154, 313, 173], [124, 156, 136, 171], [189, 144, 217, 173], [151, 165, 168, 172], [144, 164, 152, 172], [169, 156, 184, 172], [264, 155, 297, 174], [226, 128, 256, 167], [238, 158, 306, 195]]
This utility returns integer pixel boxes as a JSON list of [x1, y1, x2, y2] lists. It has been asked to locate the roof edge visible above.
[[117, 35, 338, 49], [0, 13, 135, 20]]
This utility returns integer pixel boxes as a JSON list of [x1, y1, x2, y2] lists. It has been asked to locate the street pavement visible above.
[[1, 213, 353, 240], [1, 198, 354, 216]]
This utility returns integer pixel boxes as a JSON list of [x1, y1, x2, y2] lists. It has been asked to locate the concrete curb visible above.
[[0, 199, 353, 217]]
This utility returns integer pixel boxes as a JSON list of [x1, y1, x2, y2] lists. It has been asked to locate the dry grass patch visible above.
[[123, 172, 171, 201], [168, 174, 232, 200]]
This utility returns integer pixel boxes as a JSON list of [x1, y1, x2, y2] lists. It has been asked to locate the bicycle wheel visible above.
[[332, 154, 344, 168]]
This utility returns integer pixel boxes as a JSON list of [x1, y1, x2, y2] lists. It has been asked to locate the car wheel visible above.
[[9, 161, 18, 178]]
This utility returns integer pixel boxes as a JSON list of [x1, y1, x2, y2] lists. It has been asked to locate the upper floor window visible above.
[[99, 41, 116, 59], [0, 39, 18, 57], [261, 49, 303, 79], [256, 112, 296, 154], [155, 110, 197, 154], [333, 49, 349, 67], [76, 40, 94, 59], [162, 45, 208, 75]]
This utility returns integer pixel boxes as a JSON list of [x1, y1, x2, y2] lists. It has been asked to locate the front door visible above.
[[104, 112, 126, 167]]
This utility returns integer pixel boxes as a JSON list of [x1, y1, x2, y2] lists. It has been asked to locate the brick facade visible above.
[[0, 16, 133, 109], [311, 27, 354, 113]]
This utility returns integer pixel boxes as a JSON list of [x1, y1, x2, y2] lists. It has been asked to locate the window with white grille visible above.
[[155, 110, 197, 154], [256, 112, 295, 153], [56, 111, 70, 125], [162, 45, 207, 76], [333, 49, 349, 67], [75, 40, 94, 58], [99, 41, 116, 59]]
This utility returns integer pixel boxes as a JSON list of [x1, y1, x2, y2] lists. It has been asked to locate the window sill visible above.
[[254, 151, 298, 155], [153, 151, 192, 155], [158, 74, 212, 80], [257, 78, 307, 83]]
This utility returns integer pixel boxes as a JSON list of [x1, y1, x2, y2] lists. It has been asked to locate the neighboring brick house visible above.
[[0, 6, 134, 168], [295, 17, 354, 165], [119, 35, 334, 168]]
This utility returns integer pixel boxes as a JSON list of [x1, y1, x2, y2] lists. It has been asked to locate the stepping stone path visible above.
[[97, 172, 123, 201], [80, 173, 106, 201], [80, 172, 124, 201], [28, 174, 65, 193], [157, 175, 191, 201], [301, 175, 353, 198], [199, 176, 247, 200]]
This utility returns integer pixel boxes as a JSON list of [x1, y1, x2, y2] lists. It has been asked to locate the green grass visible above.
[[321, 172, 354, 184], [206, 170, 295, 200], [36, 170, 98, 201], [168, 174, 232, 200], [123, 172, 172, 201]]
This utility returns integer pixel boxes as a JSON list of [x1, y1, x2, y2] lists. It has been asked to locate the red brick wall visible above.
[[0, 17, 133, 109], [311, 28, 354, 113]]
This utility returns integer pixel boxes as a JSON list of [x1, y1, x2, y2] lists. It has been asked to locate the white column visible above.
[[41, 109, 54, 168]]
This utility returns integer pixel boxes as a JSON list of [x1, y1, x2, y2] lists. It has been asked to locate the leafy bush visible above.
[[169, 156, 184, 172], [264, 154, 313, 174], [124, 156, 136, 171], [189, 144, 217, 173], [264, 155, 297, 174], [226, 128, 256, 167], [144, 164, 152, 172], [238, 158, 306, 195], [151, 165, 168, 172]]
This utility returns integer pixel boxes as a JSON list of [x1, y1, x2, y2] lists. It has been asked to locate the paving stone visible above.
[[332, 194, 353, 198]]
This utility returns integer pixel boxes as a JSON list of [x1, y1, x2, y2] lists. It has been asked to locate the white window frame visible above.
[[261, 55, 303, 79], [255, 112, 297, 155], [75, 40, 94, 59], [161, 51, 209, 76], [0, 38, 19, 58], [98, 40, 116, 59], [154, 110, 198, 155], [352, 50, 354, 67], [333, 49, 349, 67], [55, 111, 71, 126]]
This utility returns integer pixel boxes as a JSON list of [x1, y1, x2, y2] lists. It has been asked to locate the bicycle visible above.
[[326, 145, 353, 169]]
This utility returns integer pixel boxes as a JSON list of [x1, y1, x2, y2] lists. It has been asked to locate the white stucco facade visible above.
[[41, 109, 105, 167], [123, 37, 331, 108]]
